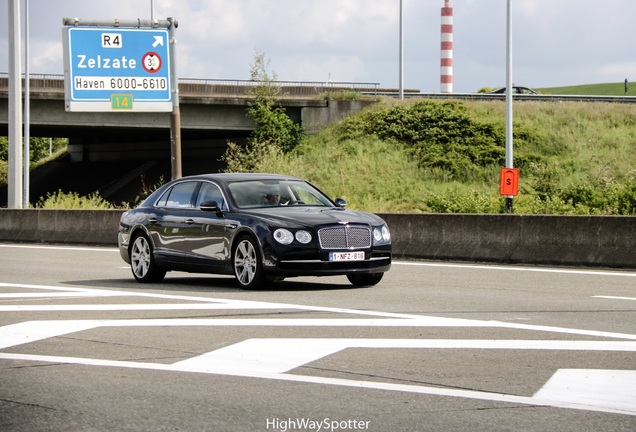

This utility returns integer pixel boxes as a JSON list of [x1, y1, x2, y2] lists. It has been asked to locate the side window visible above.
[[162, 182, 197, 208], [196, 182, 225, 210]]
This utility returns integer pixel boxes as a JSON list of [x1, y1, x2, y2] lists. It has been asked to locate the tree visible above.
[[222, 50, 305, 172]]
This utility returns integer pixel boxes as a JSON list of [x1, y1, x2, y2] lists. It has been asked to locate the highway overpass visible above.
[[0, 74, 377, 162], [1, 74, 377, 206]]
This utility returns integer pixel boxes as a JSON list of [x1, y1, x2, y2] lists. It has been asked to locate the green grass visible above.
[[241, 98, 636, 215], [537, 82, 636, 96]]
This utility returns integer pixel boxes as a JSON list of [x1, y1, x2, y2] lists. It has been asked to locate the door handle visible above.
[[149, 218, 158, 224], [185, 219, 195, 225]]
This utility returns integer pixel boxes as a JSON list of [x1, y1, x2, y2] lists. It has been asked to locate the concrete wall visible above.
[[1, 209, 635, 269], [379, 213, 636, 268], [0, 209, 123, 246]]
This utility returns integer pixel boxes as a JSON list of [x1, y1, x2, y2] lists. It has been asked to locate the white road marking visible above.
[[0, 349, 632, 416], [2, 281, 636, 416], [594, 295, 636, 302], [535, 369, 636, 413], [394, 261, 636, 277], [0, 320, 99, 350], [0, 244, 118, 252], [173, 338, 636, 375], [0, 303, 299, 312]]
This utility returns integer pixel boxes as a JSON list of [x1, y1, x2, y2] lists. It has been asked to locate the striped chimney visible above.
[[440, 0, 453, 93]]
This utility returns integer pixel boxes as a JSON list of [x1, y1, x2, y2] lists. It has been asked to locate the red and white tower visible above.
[[440, 0, 453, 93]]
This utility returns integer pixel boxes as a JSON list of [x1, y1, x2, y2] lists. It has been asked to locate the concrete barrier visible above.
[[1, 209, 635, 269], [0, 209, 123, 245], [378, 213, 636, 268]]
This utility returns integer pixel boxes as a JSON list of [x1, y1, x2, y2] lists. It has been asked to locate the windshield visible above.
[[228, 180, 334, 209]]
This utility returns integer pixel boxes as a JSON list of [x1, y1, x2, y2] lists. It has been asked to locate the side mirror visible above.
[[200, 200, 224, 216], [335, 198, 347, 208]]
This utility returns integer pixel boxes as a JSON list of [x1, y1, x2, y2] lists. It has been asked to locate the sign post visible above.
[[8, 0, 23, 208], [504, 0, 514, 213], [62, 18, 181, 178], [168, 17, 181, 179]]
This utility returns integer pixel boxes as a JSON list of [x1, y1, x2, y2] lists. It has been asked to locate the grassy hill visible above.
[[537, 81, 635, 96], [235, 97, 636, 215]]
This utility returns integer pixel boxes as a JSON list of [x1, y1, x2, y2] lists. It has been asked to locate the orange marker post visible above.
[[499, 168, 519, 196]]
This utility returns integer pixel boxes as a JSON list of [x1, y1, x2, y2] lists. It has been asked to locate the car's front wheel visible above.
[[232, 235, 266, 289], [346, 273, 384, 287], [130, 233, 166, 283]]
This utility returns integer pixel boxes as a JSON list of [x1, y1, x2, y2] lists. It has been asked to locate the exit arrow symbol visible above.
[[152, 35, 164, 48]]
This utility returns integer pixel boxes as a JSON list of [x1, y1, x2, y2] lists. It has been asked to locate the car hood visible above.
[[241, 206, 386, 228]]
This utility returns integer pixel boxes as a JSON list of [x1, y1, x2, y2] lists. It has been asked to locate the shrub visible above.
[[36, 190, 115, 209], [337, 100, 540, 182]]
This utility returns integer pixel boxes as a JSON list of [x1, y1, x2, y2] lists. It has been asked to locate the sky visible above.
[[2, 0, 636, 93]]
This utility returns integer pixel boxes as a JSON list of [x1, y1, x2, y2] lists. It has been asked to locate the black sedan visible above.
[[488, 86, 538, 95], [118, 173, 392, 289]]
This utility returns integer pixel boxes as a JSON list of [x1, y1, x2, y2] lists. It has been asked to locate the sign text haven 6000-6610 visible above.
[[74, 77, 167, 91]]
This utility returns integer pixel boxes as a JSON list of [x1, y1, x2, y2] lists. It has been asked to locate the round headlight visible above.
[[373, 227, 383, 242], [295, 230, 312, 244], [381, 225, 391, 242], [273, 228, 294, 245], [373, 225, 391, 243]]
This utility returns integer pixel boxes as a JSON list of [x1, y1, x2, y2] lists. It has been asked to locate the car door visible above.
[[179, 181, 229, 269], [148, 180, 199, 263]]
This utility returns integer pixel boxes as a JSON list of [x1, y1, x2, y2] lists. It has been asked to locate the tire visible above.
[[346, 273, 384, 287], [232, 235, 266, 290], [129, 233, 166, 283]]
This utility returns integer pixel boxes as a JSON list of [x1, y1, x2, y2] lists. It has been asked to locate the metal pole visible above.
[[505, 0, 514, 213], [398, 0, 404, 100], [168, 17, 182, 179], [8, 0, 23, 209], [23, 0, 31, 207]]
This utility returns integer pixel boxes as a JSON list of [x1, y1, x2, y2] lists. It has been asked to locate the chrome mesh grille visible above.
[[318, 225, 371, 250]]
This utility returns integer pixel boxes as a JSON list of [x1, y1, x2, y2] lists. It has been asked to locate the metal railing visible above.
[[0, 73, 381, 99], [0, 73, 65, 92]]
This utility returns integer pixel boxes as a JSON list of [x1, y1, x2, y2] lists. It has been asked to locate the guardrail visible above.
[[365, 91, 636, 104], [4, 73, 636, 103], [0, 73, 381, 99]]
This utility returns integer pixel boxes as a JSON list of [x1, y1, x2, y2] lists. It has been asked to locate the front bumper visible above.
[[267, 247, 392, 277]]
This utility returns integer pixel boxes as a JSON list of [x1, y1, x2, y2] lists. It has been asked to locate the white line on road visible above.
[[0, 244, 118, 252], [594, 295, 636, 302], [394, 261, 636, 277]]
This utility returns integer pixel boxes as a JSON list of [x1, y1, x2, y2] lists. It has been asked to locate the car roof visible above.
[[173, 173, 304, 184]]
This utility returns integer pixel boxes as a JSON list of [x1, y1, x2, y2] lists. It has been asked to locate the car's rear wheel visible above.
[[232, 235, 265, 289], [346, 273, 384, 287], [130, 233, 166, 283]]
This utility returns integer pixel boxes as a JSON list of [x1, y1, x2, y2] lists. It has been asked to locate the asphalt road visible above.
[[1, 243, 635, 432]]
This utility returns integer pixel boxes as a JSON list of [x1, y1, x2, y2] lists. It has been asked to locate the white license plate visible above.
[[329, 251, 365, 262]]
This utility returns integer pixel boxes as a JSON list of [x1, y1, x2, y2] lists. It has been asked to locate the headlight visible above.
[[381, 225, 391, 242], [273, 228, 294, 245], [295, 230, 312, 244], [373, 225, 391, 244]]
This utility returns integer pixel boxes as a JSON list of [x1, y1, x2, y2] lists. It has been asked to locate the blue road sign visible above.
[[63, 27, 172, 112]]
